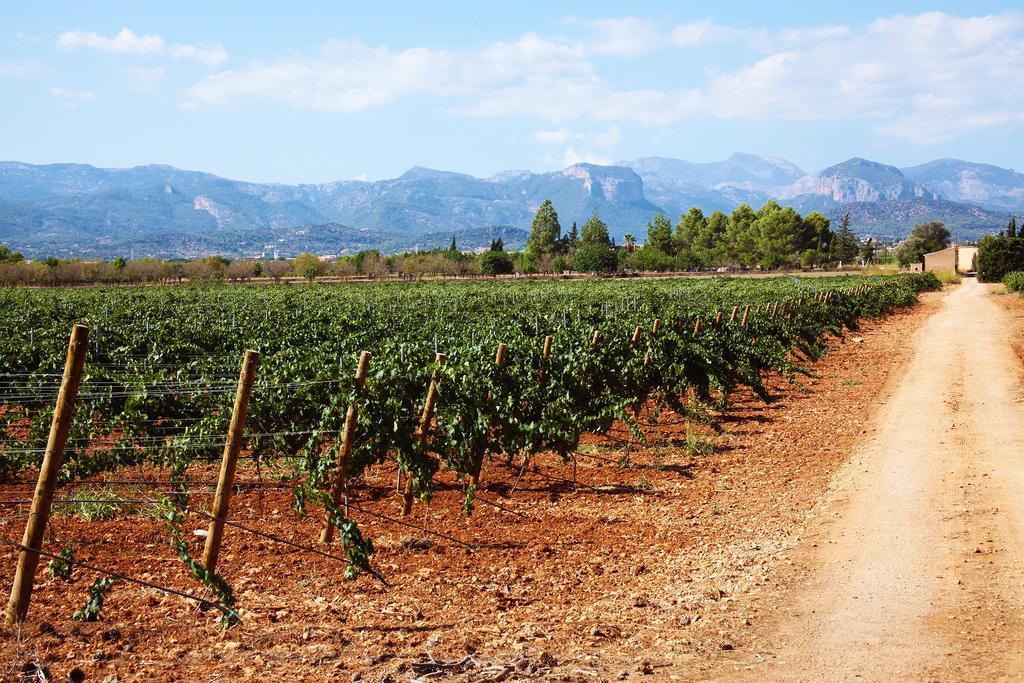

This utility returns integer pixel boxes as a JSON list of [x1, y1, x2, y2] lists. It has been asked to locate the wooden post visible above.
[[202, 349, 259, 574], [729, 306, 738, 323], [539, 335, 553, 382], [741, 305, 751, 327], [403, 353, 445, 516], [591, 329, 601, 348], [7, 325, 88, 625], [320, 350, 371, 543], [771, 301, 779, 319], [629, 325, 642, 349], [693, 317, 702, 334], [713, 311, 723, 330], [644, 319, 661, 366]]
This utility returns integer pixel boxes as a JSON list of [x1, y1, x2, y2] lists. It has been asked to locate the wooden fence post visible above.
[[7, 325, 88, 625], [644, 319, 661, 366], [591, 329, 601, 348], [713, 311, 723, 330], [403, 353, 445, 516], [693, 317, 702, 334], [741, 305, 751, 327], [771, 301, 779, 318], [321, 351, 371, 543], [202, 349, 259, 574], [539, 335, 553, 382], [729, 306, 738, 323], [629, 325, 642, 349]]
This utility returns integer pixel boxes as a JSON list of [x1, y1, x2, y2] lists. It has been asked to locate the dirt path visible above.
[[737, 278, 1024, 681]]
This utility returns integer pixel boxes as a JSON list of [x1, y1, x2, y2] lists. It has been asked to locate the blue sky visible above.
[[2, 1, 1023, 183]]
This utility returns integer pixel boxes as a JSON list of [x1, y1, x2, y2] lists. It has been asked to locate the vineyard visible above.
[[0, 274, 939, 649]]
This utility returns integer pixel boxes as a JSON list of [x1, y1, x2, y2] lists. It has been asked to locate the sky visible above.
[[2, 1, 1023, 184]]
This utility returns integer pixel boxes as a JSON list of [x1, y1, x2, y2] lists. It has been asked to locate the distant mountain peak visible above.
[[398, 166, 473, 181]]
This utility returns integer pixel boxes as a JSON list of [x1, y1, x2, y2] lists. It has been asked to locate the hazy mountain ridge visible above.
[[0, 153, 1019, 258]]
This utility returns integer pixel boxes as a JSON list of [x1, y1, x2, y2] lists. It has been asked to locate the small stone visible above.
[[721, 642, 734, 651]]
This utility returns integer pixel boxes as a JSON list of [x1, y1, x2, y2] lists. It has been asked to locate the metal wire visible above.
[[0, 536, 238, 622]]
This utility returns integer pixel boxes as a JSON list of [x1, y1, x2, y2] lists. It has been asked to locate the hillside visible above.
[[0, 153, 1018, 258]]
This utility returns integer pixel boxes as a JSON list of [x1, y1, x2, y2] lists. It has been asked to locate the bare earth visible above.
[[6, 281, 1024, 681], [722, 278, 1024, 681]]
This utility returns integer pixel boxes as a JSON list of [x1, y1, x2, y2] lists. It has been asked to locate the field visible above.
[[0, 274, 940, 680]]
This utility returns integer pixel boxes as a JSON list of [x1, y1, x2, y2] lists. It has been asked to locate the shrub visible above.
[[572, 242, 617, 274], [1004, 271, 1024, 294], [478, 251, 514, 276], [977, 235, 1024, 282]]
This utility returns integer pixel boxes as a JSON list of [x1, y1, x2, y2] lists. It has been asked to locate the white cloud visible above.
[[562, 146, 612, 166], [170, 43, 228, 66], [50, 86, 96, 106], [671, 19, 729, 47], [185, 34, 588, 111], [584, 17, 665, 56], [55, 27, 228, 66], [179, 11, 1024, 145], [0, 59, 43, 76], [593, 125, 621, 147], [57, 27, 164, 55], [533, 128, 581, 144]]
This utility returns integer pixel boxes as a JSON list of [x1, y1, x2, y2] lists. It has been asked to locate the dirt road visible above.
[[738, 278, 1024, 681]]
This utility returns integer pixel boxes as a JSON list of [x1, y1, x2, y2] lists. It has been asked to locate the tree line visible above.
[[0, 198, 925, 287], [520, 199, 881, 273]]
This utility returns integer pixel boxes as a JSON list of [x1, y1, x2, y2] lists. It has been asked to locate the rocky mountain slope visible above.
[[0, 152, 1019, 258]]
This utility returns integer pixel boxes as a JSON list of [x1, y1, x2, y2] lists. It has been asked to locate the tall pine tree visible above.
[[833, 213, 859, 264], [526, 200, 562, 255]]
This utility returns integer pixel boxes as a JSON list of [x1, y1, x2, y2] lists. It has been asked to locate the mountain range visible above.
[[0, 154, 1020, 259]]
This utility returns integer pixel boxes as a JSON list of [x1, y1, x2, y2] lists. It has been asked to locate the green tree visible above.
[[478, 250, 514, 276], [293, 252, 323, 282], [574, 212, 616, 273], [580, 211, 611, 245], [0, 245, 24, 263], [489, 238, 504, 252], [752, 203, 802, 269], [693, 210, 729, 266], [977, 234, 1024, 281], [645, 211, 674, 256], [676, 207, 706, 251], [526, 200, 562, 255], [568, 221, 579, 247], [832, 213, 859, 264], [802, 211, 832, 253], [449, 235, 458, 252], [1007, 216, 1017, 238], [895, 221, 952, 267], [859, 237, 876, 265], [725, 204, 757, 267]]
